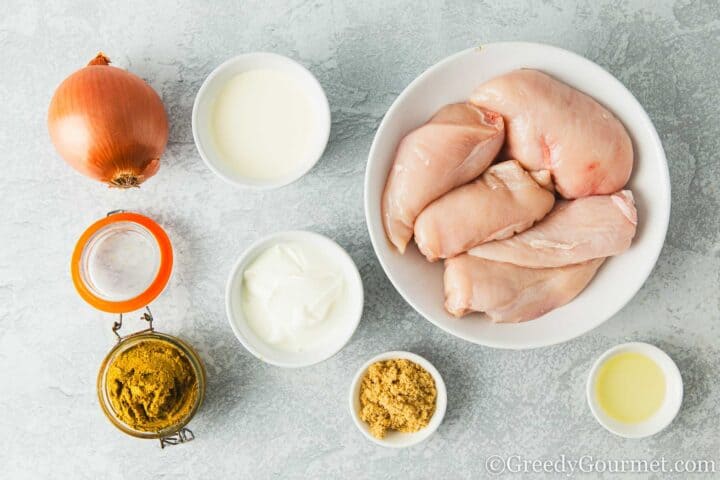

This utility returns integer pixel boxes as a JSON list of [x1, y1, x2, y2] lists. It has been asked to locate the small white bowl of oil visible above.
[[586, 342, 683, 438], [192, 52, 331, 189]]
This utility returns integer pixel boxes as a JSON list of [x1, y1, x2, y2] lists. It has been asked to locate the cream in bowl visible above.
[[193, 53, 331, 188], [226, 231, 363, 367], [586, 342, 683, 438], [349, 351, 447, 448]]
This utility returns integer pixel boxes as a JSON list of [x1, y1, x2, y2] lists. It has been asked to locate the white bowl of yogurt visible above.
[[226, 230, 364, 367], [192, 53, 331, 189]]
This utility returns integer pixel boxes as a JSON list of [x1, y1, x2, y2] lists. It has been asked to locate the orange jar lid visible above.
[[71, 212, 173, 313]]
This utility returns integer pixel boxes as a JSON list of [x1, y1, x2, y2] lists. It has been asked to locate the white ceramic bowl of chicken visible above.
[[364, 42, 670, 349]]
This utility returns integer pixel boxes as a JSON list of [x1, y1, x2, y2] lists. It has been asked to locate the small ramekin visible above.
[[586, 342, 683, 438], [225, 230, 363, 368], [192, 52, 331, 189], [349, 351, 447, 448]]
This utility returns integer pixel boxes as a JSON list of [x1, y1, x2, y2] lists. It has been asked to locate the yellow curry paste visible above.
[[106, 339, 198, 432]]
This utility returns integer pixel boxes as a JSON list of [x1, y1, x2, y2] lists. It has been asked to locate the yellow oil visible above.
[[595, 352, 666, 424]]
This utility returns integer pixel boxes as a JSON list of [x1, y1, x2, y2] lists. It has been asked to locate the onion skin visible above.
[[48, 53, 169, 188]]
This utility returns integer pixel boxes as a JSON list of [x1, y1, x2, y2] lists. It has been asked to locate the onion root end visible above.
[[109, 172, 142, 189]]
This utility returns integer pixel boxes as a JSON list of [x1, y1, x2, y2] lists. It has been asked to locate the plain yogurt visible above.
[[241, 241, 349, 352]]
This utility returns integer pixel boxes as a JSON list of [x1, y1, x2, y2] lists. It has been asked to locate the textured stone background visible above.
[[1, 0, 719, 478]]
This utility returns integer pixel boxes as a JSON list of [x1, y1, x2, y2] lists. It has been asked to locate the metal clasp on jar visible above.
[[160, 427, 195, 448], [112, 306, 155, 341]]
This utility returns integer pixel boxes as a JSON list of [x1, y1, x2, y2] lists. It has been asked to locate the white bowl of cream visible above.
[[192, 53, 331, 189], [226, 231, 364, 367]]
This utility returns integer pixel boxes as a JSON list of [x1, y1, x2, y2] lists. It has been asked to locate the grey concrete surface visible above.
[[1, 0, 719, 478]]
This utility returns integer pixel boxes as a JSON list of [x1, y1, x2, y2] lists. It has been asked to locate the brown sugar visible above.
[[359, 358, 437, 439]]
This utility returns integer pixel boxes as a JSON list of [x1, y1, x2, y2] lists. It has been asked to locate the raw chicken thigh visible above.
[[470, 69, 633, 199], [469, 191, 637, 268], [382, 103, 505, 253], [414, 160, 555, 261], [444, 254, 605, 323]]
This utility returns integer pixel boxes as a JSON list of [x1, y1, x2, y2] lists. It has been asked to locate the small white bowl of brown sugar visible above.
[[348, 351, 447, 448]]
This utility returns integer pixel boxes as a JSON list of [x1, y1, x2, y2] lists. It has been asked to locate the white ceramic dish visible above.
[[586, 342, 683, 438], [225, 230, 363, 367], [192, 52, 331, 189], [364, 42, 671, 349], [348, 351, 447, 448]]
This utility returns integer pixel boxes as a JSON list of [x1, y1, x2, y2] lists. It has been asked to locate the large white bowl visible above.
[[364, 42, 670, 349]]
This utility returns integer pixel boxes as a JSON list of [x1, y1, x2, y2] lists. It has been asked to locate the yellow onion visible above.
[[48, 53, 168, 188]]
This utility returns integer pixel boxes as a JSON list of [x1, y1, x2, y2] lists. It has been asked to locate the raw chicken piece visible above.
[[444, 254, 605, 322], [382, 103, 505, 253], [468, 191, 637, 268], [470, 70, 633, 199], [414, 160, 555, 261], [530, 170, 555, 193]]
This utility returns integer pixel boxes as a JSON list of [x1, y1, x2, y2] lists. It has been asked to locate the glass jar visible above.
[[97, 330, 206, 442], [72, 211, 205, 447]]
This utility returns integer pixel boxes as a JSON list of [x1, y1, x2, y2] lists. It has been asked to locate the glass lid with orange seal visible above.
[[71, 210, 173, 314]]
